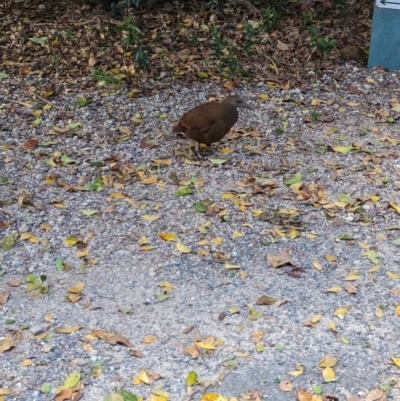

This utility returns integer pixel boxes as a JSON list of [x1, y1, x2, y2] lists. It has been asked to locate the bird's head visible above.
[[224, 95, 253, 110]]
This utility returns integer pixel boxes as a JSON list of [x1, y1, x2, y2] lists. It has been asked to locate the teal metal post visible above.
[[368, 1, 400, 70]]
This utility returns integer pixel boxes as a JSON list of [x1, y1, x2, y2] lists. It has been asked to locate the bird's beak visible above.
[[240, 103, 254, 110]]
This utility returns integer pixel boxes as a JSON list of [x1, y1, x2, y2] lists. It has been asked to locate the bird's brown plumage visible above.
[[172, 95, 253, 151]]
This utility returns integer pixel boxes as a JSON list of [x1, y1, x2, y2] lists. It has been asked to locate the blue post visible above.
[[368, 3, 400, 70]]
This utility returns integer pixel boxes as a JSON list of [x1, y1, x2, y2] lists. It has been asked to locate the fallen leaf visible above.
[[266, 253, 296, 268]]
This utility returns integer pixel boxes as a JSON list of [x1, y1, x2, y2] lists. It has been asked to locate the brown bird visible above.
[[172, 95, 253, 154]]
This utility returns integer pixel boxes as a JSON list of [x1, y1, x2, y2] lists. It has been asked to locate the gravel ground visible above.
[[1, 64, 400, 401]]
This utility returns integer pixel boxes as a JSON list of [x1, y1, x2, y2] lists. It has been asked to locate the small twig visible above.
[[8, 99, 34, 108], [34, 93, 64, 111]]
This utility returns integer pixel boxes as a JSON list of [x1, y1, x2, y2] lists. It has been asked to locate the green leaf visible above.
[[338, 234, 354, 240], [284, 172, 302, 186], [312, 385, 322, 394], [186, 371, 198, 387], [209, 158, 227, 165], [0, 72, 9, 79], [85, 182, 103, 191], [40, 383, 52, 394], [118, 389, 138, 401], [1, 235, 15, 251], [197, 71, 209, 79], [175, 187, 193, 197], [90, 161, 104, 167], [0, 269, 6, 276], [26, 274, 36, 283], [332, 144, 353, 154], [155, 294, 169, 302], [194, 201, 207, 213], [40, 141, 56, 147], [5, 319, 16, 325], [60, 154, 77, 165], [391, 237, 400, 245], [29, 37, 48, 45], [81, 209, 99, 216], [26, 277, 43, 292], [256, 342, 264, 352], [55, 257, 64, 271], [275, 343, 283, 351]]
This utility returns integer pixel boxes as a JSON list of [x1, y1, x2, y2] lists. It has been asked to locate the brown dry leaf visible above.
[[107, 334, 133, 347], [365, 389, 386, 401], [22, 138, 39, 150], [0, 334, 18, 353], [279, 380, 293, 392], [54, 388, 72, 401], [256, 295, 278, 305], [129, 349, 144, 358], [186, 343, 199, 358], [0, 292, 9, 305], [391, 288, 400, 295], [55, 325, 81, 334], [141, 175, 158, 185], [67, 293, 81, 303], [297, 389, 313, 401], [266, 253, 296, 268], [312, 260, 323, 271], [344, 284, 357, 294]]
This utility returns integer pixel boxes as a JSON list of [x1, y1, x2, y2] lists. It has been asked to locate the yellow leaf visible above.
[[224, 264, 241, 269], [306, 232, 318, 239], [64, 236, 79, 246], [366, 77, 375, 83], [311, 98, 322, 106], [324, 254, 337, 262], [391, 357, 400, 368], [310, 313, 321, 323], [327, 286, 342, 293], [140, 245, 154, 251], [375, 307, 383, 319], [40, 222, 52, 231], [141, 175, 158, 185], [138, 236, 148, 245], [231, 230, 243, 240], [21, 359, 33, 366], [322, 367, 336, 382], [287, 363, 304, 376], [344, 271, 360, 281], [196, 341, 215, 350], [109, 192, 125, 199], [319, 355, 337, 368], [176, 242, 191, 253], [219, 147, 233, 154], [76, 248, 89, 258], [153, 159, 172, 165], [53, 202, 66, 209], [222, 193, 235, 200], [57, 371, 81, 392], [68, 282, 84, 293], [55, 325, 81, 333], [213, 237, 222, 245], [328, 321, 337, 332], [199, 394, 228, 401], [257, 94, 269, 101], [19, 232, 33, 240], [311, 260, 323, 271], [0, 389, 10, 396], [141, 214, 160, 222], [333, 308, 348, 317], [140, 336, 156, 345], [137, 369, 150, 384], [369, 265, 380, 273], [389, 201, 400, 214], [388, 271, 400, 279], [197, 239, 208, 246], [118, 126, 131, 135], [158, 233, 176, 241], [358, 242, 370, 249], [396, 305, 400, 316]]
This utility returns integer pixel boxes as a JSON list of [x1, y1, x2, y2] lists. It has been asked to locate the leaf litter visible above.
[[1, 1, 400, 400]]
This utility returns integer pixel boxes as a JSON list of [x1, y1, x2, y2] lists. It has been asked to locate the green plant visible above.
[[48, 54, 60, 68], [261, 1, 285, 31], [242, 22, 260, 56], [300, 10, 313, 28], [310, 111, 322, 122], [90, 68, 125, 86], [116, 16, 142, 48], [309, 26, 337, 57]]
